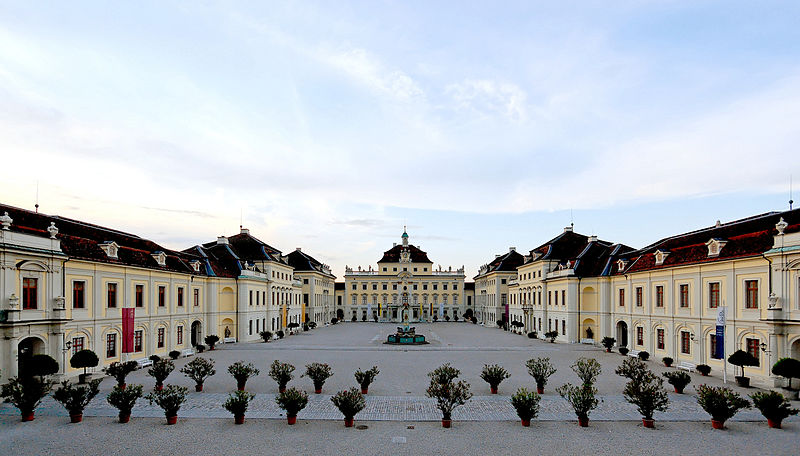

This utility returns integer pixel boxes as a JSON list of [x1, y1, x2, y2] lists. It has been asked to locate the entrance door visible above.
[[617, 321, 629, 347], [191, 321, 202, 346]]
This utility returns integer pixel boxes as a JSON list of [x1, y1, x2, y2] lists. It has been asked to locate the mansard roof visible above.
[[483, 249, 525, 273], [286, 248, 334, 277], [525, 228, 634, 278], [0, 203, 204, 275], [378, 244, 431, 263]]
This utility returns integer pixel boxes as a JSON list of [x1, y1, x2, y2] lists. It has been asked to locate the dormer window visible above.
[[616, 259, 628, 272], [654, 250, 670, 266], [190, 260, 202, 272], [100, 241, 119, 259], [151, 251, 167, 266], [705, 238, 727, 258]]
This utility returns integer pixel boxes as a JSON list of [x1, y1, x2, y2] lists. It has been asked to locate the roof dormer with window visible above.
[[616, 259, 628, 272], [190, 260, 202, 272], [99, 241, 120, 259], [654, 249, 670, 266], [705, 238, 727, 258], [151, 251, 167, 266]]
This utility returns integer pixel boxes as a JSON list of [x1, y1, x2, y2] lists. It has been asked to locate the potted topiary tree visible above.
[[276, 330, 285, 339], [148, 359, 175, 391], [196, 344, 206, 353], [331, 388, 366, 427], [146, 384, 188, 425], [663, 371, 692, 394], [1, 376, 53, 422], [621, 368, 669, 428], [601, 337, 616, 353], [772, 358, 800, 400], [572, 358, 602, 388], [106, 384, 143, 423], [169, 350, 181, 360], [750, 390, 799, 429], [527, 331, 537, 339], [259, 331, 273, 342], [510, 387, 540, 427], [228, 361, 260, 391], [269, 360, 295, 393], [354, 366, 380, 394], [544, 331, 558, 343], [526, 357, 557, 394], [223, 390, 255, 424], [180, 357, 216, 392], [426, 363, 473, 428], [52, 379, 102, 423], [637, 351, 650, 361], [728, 350, 759, 387], [695, 384, 750, 429], [480, 364, 510, 394], [662, 357, 673, 368], [104, 361, 138, 390], [70, 349, 99, 384], [557, 383, 599, 427], [619, 347, 629, 356], [697, 364, 711, 376], [204, 335, 220, 350], [304, 363, 333, 394], [276, 387, 308, 425], [149, 355, 161, 363]]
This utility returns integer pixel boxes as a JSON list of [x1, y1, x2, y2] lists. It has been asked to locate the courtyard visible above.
[[1, 322, 798, 455]]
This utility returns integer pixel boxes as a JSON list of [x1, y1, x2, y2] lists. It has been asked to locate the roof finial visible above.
[[790, 174, 794, 210], [35, 180, 39, 213]]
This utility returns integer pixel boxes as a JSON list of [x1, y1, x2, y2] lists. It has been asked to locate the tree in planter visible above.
[[772, 357, 800, 392], [471, 316, 478, 324], [351, 315, 357, 322], [269, 360, 295, 392], [259, 331, 273, 342], [204, 335, 220, 350], [196, 344, 206, 353], [621, 368, 669, 428], [615, 358, 649, 384], [223, 390, 255, 424], [557, 383, 599, 427], [276, 387, 308, 425], [354, 366, 380, 394], [662, 357, 674, 367], [695, 384, 750, 429], [148, 359, 175, 391], [696, 364, 711, 376], [70, 349, 99, 384], [637, 351, 650, 361], [619, 347, 629, 356], [276, 330, 285, 339], [331, 318, 338, 325], [180, 357, 216, 392], [426, 363, 473, 428], [663, 371, 692, 394], [331, 388, 366, 427], [308, 322, 317, 329], [496, 320, 504, 328], [149, 355, 161, 362], [728, 350, 759, 387], [601, 337, 616, 352], [106, 384, 143, 423], [169, 350, 181, 360], [1, 376, 53, 422], [146, 385, 188, 425], [526, 357, 556, 394], [572, 358, 602, 388], [228, 361, 260, 391], [527, 331, 537, 339], [750, 390, 799, 429], [480, 364, 510, 394], [22, 354, 59, 380], [510, 388, 540, 427], [544, 331, 558, 343], [304, 362, 333, 393], [104, 361, 138, 389], [52, 379, 102, 423]]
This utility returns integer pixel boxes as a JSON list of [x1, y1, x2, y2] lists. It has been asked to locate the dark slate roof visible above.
[[334, 282, 345, 291], [464, 282, 475, 291], [482, 249, 525, 273], [286, 249, 334, 277], [378, 244, 431, 263], [0, 203, 204, 275], [615, 209, 800, 275], [524, 228, 634, 278], [189, 230, 292, 278]]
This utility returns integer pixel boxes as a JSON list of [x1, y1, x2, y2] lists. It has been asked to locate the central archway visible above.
[[616, 321, 629, 347], [191, 321, 202, 347], [18, 337, 46, 375]]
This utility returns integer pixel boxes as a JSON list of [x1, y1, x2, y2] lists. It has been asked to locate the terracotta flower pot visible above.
[[606, 349, 611, 353], [767, 418, 782, 429], [578, 416, 589, 427], [361, 388, 368, 395], [314, 388, 322, 394], [287, 415, 297, 425], [490, 386, 498, 394], [21, 411, 35, 422], [119, 412, 131, 423], [521, 419, 530, 427], [234, 414, 245, 425], [279, 387, 286, 393], [119, 383, 127, 390], [237, 382, 246, 391], [166, 415, 178, 425], [674, 387, 684, 394], [344, 417, 354, 427], [442, 419, 452, 428], [195, 384, 203, 392], [70, 413, 83, 423], [642, 418, 654, 428], [711, 419, 724, 430], [155, 384, 164, 392], [536, 386, 544, 394]]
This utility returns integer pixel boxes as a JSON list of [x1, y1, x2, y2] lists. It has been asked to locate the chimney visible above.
[[509, 246, 516, 252], [588, 235, 597, 243], [495, 254, 501, 258], [240, 227, 250, 235], [217, 236, 228, 245], [296, 247, 302, 252], [564, 226, 573, 233], [393, 242, 397, 247]]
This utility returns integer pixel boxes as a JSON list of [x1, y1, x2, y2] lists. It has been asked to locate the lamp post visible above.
[[61, 337, 72, 377]]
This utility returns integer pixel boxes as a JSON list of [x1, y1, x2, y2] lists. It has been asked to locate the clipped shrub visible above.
[[147, 359, 175, 390], [662, 357, 674, 367], [601, 337, 616, 352], [480, 364, 510, 393], [106, 384, 143, 422], [260, 331, 273, 342], [663, 371, 692, 393], [750, 390, 798, 428], [510, 387, 541, 425], [331, 387, 366, 423], [269, 360, 296, 392], [728, 350, 759, 379], [526, 357, 557, 393], [528, 331, 537, 339], [331, 318, 338, 324], [572, 358, 602, 388], [169, 350, 181, 360], [223, 390, 255, 423], [196, 344, 206, 353], [1, 376, 53, 420], [276, 387, 308, 422], [180, 357, 216, 391], [471, 316, 478, 324], [53, 379, 101, 421], [544, 331, 558, 343], [637, 351, 650, 361], [619, 347, 629, 356], [772, 358, 800, 390], [276, 330, 285, 339], [228, 361, 260, 391], [695, 384, 750, 428], [22, 354, 59, 379], [304, 362, 333, 393], [426, 363, 473, 424], [354, 366, 380, 393], [697, 364, 711, 376], [557, 383, 599, 426], [204, 335, 220, 350], [69, 350, 99, 382], [104, 361, 138, 388], [146, 385, 188, 423]]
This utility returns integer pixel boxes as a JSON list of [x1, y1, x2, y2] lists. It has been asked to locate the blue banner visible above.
[[714, 325, 724, 359]]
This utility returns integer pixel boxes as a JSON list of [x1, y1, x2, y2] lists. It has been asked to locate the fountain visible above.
[[385, 303, 427, 345]]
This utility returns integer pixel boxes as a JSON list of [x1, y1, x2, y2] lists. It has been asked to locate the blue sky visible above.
[[1, 1, 798, 277]]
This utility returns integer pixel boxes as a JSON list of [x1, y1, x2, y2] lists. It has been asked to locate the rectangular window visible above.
[[555, 292, 558, 306], [619, 289, 625, 307], [561, 290, 566, 306], [433, 284, 438, 290], [177, 326, 183, 345], [680, 284, 689, 308], [709, 282, 720, 308], [637, 327, 644, 346], [158, 286, 166, 307], [157, 327, 165, 348], [177, 287, 184, 307], [636, 287, 643, 307], [135, 284, 144, 308], [746, 338, 760, 365], [710, 334, 718, 359], [548, 291, 552, 306], [655, 286, 664, 308], [107, 283, 117, 308], [72, 336, 84, 356], [249, 290, 253, 306], [134, 330, 143, 352], [561, 320, 566, 335], [249, 320, 253, 335], [657, 329, 664, 350], [745, 280, 758, 309], [193, 289, 199, 306], [23, 278, 37, 310], [73, 281, 85, 309], [106, 333, 117, 358], [680, 331, 690, 354]]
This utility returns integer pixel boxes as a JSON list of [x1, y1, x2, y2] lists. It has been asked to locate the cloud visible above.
[[446, 79, 528, 121], [321, 47, 425, 101]]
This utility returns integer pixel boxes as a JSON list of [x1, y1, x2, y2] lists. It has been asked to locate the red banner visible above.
[[122, 308, 135, 353]]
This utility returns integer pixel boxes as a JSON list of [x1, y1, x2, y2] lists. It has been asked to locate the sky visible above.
[[1, 1, 799, 278]]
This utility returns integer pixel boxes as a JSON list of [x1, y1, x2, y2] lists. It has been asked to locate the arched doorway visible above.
[[791, 339, 800, 359], [582, 318, 596, 340], [18, 337, 45, 375], [616, 321, 628, 347], [191, 321, 202, 347]]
